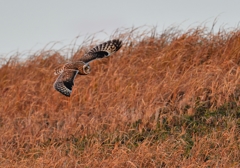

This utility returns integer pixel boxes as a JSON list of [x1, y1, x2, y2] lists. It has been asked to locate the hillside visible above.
[[0, 26, 239, 167]]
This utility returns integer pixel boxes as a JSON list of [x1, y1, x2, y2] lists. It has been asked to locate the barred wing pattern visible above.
[[79, 39, 122, 63], [54, 70, 78, 97]]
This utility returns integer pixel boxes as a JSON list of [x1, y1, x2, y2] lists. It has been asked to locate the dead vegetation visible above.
[[0, 26, 239, 167]]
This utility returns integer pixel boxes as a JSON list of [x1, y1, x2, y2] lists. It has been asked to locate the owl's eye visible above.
[[83, 64, 91, 74]]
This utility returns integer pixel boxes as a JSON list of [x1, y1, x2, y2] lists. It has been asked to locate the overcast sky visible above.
[[0, 0, 240, 58]]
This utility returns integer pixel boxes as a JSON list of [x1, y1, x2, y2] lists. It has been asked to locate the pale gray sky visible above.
[[0, 0, 239, 58]]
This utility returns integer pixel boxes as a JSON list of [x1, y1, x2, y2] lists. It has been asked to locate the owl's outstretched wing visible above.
[[79, 39, 122, 63], [53, 70, 78, 97]]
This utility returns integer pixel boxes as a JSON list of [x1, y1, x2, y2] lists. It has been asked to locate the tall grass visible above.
[[0, 26, 239, 167]]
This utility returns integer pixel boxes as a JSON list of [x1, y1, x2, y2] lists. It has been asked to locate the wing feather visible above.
[[53, 70, 78, 97], [79, 39, 122, 63]]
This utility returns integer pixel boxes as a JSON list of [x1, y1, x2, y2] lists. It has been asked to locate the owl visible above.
[[53, 39, 122, 97]]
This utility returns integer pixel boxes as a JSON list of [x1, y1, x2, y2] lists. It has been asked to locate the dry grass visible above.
[[0, 26, 240, 167]]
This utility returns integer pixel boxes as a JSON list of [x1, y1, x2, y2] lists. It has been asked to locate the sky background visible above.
[[0, 0, 240, 58]]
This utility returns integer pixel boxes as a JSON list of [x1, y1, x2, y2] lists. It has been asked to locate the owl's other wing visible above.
[[53, 69, 78, 97], [79, 39, 122, 63]]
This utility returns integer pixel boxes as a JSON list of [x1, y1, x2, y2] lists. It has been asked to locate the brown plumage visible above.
[[79, 39, 122, 63], [53, 39, 122, 97]]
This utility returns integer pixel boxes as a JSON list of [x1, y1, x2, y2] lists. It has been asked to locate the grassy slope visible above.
[[0, 27, 239, 167]]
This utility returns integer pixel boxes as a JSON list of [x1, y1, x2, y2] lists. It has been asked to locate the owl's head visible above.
[[82, 64, 91, 75], [75, 61, 91, 75]]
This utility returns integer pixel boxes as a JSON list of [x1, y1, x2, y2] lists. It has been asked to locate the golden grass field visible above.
[[0, 26, 240, 167]]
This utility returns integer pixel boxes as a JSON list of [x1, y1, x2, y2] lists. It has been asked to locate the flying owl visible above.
[[53, 39, 122, 97]]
